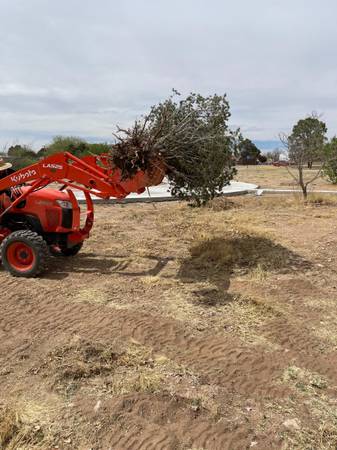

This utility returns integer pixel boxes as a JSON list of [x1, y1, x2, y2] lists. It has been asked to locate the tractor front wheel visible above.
[[1, 230, 49, 277]]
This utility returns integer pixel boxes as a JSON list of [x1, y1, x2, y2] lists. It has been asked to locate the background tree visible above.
[[5, 139, 112, 171], [87, 143, 111, 155], [8, 144, 36, 159], [36, 138, 112, 159], [266, 149, 281, 162], [323, 137, 337, 184], [38, 137, 111, 158], [7, 144, 38, 170], [238, 139, 261, 165], [43, 136, 89, 157], [281, 114, 328, 198], [37, 146, 48, 158], [291, 114, 327, 169]]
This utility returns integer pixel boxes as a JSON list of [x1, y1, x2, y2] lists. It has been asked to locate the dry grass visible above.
[[107, 344, 198, 396], [0, 407, 18, 448], [306, 193, 337, 206], [0, 406, 45, 450], [110, 369, 163, 395], [181, 231, 308, 277], [34, 337, 198, 398], [206, 197, 239, 211], [236, 165, 337, 191], [276, 366, 337, 449], [278, 400, 337, 450], [282, 366, 328, 392], [33, 337, 128, 395]]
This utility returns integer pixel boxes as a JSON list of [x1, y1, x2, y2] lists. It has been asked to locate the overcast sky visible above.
[[0, 0, 336, 150]]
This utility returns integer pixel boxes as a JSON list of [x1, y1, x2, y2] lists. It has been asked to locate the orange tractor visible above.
[[0, 152, 165, 277]]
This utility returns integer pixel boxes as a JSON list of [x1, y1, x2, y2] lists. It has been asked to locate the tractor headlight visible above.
[[56, 200, 73, 209]]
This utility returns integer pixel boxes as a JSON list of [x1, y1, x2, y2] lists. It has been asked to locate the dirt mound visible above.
[[32, 337, 160, 395], [186, 233, 310, 273], [36, 337, 122, 393]]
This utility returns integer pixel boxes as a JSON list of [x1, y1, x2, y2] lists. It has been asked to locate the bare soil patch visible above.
[[1, 197, 337, 449]]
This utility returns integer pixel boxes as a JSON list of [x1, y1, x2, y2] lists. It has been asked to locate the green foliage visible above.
[[36, 147, 49, 158], [7, 145, 23, 157], [148, 91, 238, 206], [283, 114, 328, 198], [87, 143, 111, 155], [7, 139, 111, 171], [7, 145, 39, 170], [8, 145, 36, 159], [38, 138, 111, 158], [44, 136, 89, 157], [288, 115, 327, 166], [238, 139, 261, 165], [323, 137, 337, 184], [11, 157, 38, 170]]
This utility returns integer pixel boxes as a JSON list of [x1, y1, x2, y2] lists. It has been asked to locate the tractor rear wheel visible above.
[[1, 230, 49, 277]]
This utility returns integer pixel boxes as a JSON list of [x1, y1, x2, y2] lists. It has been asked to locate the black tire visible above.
[[60, 242, 83, 256], [1, 230, 49, 277]]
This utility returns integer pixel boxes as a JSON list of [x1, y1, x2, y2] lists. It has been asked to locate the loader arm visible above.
[[0, 153, 124, 198], [0, 151, 164, 200]]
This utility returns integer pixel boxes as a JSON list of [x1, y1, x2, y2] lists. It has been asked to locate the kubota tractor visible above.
[[0, 152, 164, 277]]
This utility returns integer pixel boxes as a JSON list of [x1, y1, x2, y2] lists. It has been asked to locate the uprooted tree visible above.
[[110, 91, 239, 206], [280, 114, 328, 198]]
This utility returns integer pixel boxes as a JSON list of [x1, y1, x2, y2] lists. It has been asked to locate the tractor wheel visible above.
[[60, 242, 83, 256], [1, 230, 49, 277]]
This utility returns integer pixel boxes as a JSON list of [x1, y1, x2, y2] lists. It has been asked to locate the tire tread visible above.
[[1, 230, 49, 277]]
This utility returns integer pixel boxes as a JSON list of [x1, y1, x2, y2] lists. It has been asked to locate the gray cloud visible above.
[[1, 0, 337, 149]]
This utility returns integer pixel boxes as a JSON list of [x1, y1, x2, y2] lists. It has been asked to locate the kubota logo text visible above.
[[11, 169, 37, 184]]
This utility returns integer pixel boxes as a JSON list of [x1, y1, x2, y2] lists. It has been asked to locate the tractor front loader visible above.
[[0, 152, 165, 277]]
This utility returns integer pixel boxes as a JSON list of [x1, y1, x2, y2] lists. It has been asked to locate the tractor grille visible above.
[[61, 208, 73, 228], [46, 209, 60, 228]]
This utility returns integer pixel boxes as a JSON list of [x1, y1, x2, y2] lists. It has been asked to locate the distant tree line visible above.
[[5, 137, 111, 170], [5, 102, 337, 204], [4, 135, 278, 174]]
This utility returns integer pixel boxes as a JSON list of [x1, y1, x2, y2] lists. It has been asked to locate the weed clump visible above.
[[0, 406, 44, 449]]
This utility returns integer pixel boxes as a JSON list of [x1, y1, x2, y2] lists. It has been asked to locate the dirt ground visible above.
[[236, 165, 337, 191], [1, 195, 337, 449]]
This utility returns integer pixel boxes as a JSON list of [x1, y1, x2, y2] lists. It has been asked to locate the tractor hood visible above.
[[1, 186, 80, 234], [20, 186, 72, 204]]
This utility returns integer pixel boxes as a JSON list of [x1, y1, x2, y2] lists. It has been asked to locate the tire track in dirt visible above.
[[77, 394, 256, 450], [0, 289, 288, 399], [108, 428, 175, 450], [262, 316, 337, 382], [242, 276, 337, 384]]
